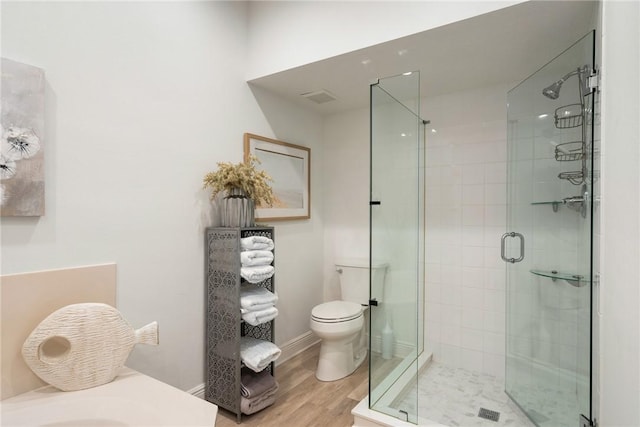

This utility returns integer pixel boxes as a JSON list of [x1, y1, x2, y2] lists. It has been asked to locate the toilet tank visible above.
[[336, 258, 387, 305]]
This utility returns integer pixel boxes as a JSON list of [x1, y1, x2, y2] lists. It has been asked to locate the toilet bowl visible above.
[[310, 301, 366, 382], [310, 258, 387, 382]]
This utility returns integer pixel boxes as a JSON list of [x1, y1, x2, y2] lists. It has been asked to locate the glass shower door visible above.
[[505, 32, 595, 427], [369, 72, 423, 424]]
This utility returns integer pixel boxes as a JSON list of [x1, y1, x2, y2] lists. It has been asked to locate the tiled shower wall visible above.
[[422, 83, 512, 377]]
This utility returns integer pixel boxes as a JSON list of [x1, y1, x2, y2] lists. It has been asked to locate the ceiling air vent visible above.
[[300, 89, 337, 104]]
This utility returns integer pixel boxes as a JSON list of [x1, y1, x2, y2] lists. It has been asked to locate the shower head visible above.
[[542, 81, 563, 99], [542, 66, 589, 100]]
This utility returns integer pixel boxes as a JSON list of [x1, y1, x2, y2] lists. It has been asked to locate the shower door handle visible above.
[[501, 232, 525, 263]]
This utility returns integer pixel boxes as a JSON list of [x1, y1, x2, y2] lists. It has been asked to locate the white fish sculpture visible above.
[[22, 303, 158, 391]]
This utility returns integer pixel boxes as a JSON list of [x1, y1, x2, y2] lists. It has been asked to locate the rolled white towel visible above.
[[241, 250, 274, 267], [240, 236, 274, 251], [242, 306, 278, 326], [240, 284, 278, 310], [240, 337, 281, 372], [241, 265, 275, 284]]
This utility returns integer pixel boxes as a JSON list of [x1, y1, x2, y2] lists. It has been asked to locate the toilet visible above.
[[310, 258, 387, 382]]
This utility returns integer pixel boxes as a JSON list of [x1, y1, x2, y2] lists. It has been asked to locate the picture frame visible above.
[[244, 133, 310, 221]]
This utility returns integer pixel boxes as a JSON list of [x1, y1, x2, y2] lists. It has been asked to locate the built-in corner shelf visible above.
[[530, 269, 588, 287]]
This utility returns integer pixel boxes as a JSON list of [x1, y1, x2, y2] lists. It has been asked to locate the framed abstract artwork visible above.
[[1, 58, 45, 216], [244, 133, 310, 221]]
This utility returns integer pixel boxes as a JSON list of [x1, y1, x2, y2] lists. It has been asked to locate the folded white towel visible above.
[[241, 265, 275, 284], [241, 250, 274, 267], [240, 337, 281, 372], [240, 236, 274, 251], [242, 307, 278, 326], [240, 284, 278, 310], [241, 303, 275, 314]]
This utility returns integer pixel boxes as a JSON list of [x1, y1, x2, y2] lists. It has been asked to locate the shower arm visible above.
[[567, 65, 590, 96]]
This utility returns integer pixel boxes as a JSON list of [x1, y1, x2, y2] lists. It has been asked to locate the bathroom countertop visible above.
[[0, 367, 217, 426]]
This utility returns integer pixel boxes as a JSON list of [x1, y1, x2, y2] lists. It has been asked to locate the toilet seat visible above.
[[311, 301, 363, 323]]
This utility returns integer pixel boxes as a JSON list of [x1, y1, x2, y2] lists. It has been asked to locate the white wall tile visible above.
[[442, 184, 462, 206], [441, 245, 462, 266], [440, 343, 461, 367], [426, 302, 442, 323], [484, 247, 503, 269], [463, 184, 485, 205], [425, 242, 442, 264], [484, 162, 507, 184], [426, 282, 442, 303], [484, 311, 506, 333], [484, 227, 504, 248], [426, 320, 441, 342], [462, 307, 484, 329], [441, 323, 461, 346], [484, 268, 506, 291], [441, 305, 462, 327], [485, 183, 506, 205], [463, 246, 484, 268], [461, 328, 484, 351], [462, 226, 485, 247], [483, 353, 505, 377], [483, 331, 505, 355], [484, 204, 507, 227], [426, 263, 442, 283], [462, 267, 485, 288], [462, 205, 485, 226], [441, 284, 462, 306], [441, 265, 462, 285], [486, 141, 507, 162], [461, 287, 484, 310], [480, 120, 507, 143], [484, 289, 506, 313], [462, 164, 485, 184], [460, 348, 484, 372]]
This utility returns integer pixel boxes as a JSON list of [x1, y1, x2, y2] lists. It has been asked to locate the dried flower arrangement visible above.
[[203, 155, 275, 207]]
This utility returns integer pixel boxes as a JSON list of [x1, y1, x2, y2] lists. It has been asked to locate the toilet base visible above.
[[315, 336, 367, 382]]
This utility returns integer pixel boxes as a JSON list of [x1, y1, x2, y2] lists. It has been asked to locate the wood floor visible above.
[[215, 343, 368, 427]]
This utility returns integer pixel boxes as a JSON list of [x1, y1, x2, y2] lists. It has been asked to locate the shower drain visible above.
[[478, 408, 501, 422]]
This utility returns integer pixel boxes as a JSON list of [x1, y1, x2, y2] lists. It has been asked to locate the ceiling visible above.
[[247, 1, 597, 116]]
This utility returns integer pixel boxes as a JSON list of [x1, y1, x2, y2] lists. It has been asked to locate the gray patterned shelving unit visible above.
[[205, 227, 275, 423]]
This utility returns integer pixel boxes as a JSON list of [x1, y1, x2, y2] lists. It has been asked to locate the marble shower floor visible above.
[[392, 362, 534, 427]]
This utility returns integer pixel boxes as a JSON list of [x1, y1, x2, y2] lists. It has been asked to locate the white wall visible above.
[[599, 1, 640, 425], [0, 1, 324, 392], [245, 1, 524, 80], [322, 108, 370, 302]]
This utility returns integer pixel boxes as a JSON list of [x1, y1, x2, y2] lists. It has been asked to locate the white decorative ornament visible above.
[[22, 303, 159, 392], [0, 154, 16, 180], [2, 126, 41, 160]]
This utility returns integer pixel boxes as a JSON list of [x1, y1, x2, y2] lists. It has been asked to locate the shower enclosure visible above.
[[504, 31, 596, 427], [365, 31, 596, 427], [369, 71, 425, 424]]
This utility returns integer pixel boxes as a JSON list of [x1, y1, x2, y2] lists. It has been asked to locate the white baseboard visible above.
[[188, 331, 319, 399], [276, 331, 320, 366], [187, 383, 205, 399]]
